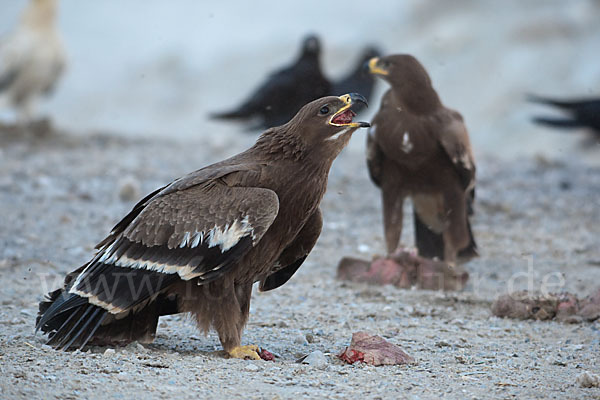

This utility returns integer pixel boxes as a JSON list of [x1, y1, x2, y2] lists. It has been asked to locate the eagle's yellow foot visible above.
[[228, 345, 261, 360]]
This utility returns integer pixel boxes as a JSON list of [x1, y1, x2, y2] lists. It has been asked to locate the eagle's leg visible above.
[[215, 282, 261, 360], [381, 184, 404, 254], [443, 190, 470, 265]]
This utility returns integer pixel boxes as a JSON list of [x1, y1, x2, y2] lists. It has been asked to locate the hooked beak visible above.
[[368, 57, 388, 76], [328, 93, 371, 128]]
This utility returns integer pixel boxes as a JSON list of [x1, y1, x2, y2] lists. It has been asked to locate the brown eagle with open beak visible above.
[[36, 94, 369, 359]]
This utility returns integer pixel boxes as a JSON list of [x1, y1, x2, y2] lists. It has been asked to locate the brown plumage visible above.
[[366, 55, 477, 264], [36, 93, 369, 359]]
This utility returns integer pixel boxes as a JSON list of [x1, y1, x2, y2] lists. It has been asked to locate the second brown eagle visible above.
[[366, 54, 477, 264]]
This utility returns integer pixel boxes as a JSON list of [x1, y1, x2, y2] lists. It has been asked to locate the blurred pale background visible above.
[[1, 0, 599, 161]]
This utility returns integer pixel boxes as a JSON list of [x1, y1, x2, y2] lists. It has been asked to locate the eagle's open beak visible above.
[[329, 93, 370, 128]]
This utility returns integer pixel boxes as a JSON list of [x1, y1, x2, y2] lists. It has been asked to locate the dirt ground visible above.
[[0, 123, 599, 399]]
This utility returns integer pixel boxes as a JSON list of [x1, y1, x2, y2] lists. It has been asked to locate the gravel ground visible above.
[[0, 125, 599, 399]]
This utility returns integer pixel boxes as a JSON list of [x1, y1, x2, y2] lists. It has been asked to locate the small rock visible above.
[[357, 244, 370, 253], [576, 371, 600, 388], [294, 332, 308, 345], [455, 355, 467, 364], [123, 341, 146, 353], [301, 350, 328, 369], [546, 356, 566, 366], [103, 348, 116, 357], [34, 175, 52, 189], [244, 363, 260, 372], [306, 333, 316, 343]]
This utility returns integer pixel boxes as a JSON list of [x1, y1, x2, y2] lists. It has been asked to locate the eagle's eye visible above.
[[319, 106, 329, 115]]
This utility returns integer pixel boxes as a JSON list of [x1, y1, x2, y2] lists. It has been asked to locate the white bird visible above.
[[0, 0, 66, 123]]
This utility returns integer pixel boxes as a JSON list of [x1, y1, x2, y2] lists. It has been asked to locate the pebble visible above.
[[302, 351, 328, 369], [576, 371, 600, 388], [34, 176, 52, 189], [122, 341, 147, 354], [293, 332, 308, 345], [244, 363, 260, 372], [357, 244, 370, 253], [103, 348, 116, 357], [545, 356, 566, 366]]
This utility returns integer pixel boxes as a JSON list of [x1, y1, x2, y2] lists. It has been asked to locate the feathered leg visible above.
[[224, 282, 258, 360], [381, 179, 404, 254], [443, 190, 471, 264], [194, 281, 259, 360]]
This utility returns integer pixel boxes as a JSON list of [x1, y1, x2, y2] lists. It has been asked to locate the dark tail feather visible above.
[[413, 211, 444, 260], [37, 287, 179, 349], [36, 288, 62, 329], [457, 219, 478, 262], [526, 94, 563, 107], [37, 288, 107, 350], [79, 312, 109, 349], [36, 289, 88, 334], [527, 94, 593, 110], [414, 210, 478, 262], [61, 307, 105, 350], [88, 294, 179, 346], [52, 304, 96, 349], [46, 306, 79, 343], [531, 116, 582, 129], [43, 301, 108, 350]]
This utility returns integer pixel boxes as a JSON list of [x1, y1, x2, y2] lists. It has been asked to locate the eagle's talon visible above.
[[228, 344, 261, 360]]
